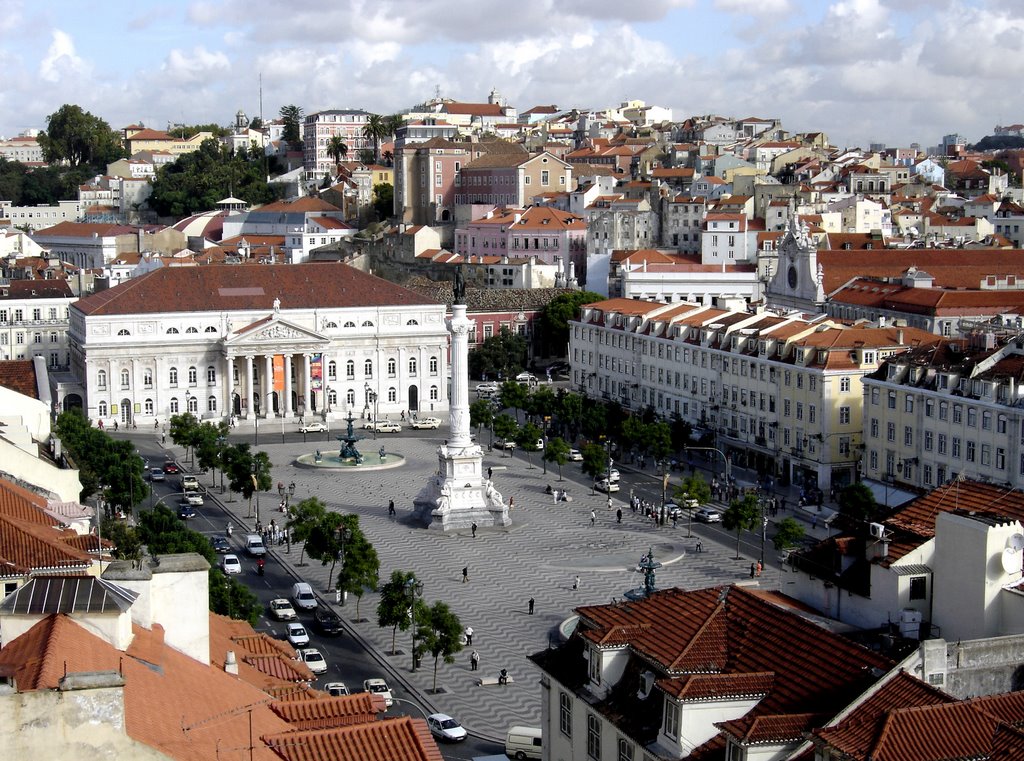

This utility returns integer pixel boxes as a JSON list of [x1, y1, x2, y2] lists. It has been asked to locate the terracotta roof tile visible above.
[[0, 360, 39, 400], [269, 693, 386, 730], [262, 715, 444, 761]]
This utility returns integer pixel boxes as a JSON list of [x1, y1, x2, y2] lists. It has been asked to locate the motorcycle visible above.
[[257, 558, 265, 576]]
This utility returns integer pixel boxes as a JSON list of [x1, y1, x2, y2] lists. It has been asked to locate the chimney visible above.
[[896, 328, 904, 344], [225, 651, 239, 676]]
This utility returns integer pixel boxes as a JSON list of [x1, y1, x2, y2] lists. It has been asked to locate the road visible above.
[[133, 438, 503, 760]]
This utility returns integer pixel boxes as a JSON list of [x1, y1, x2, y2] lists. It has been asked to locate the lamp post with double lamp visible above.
[[364, 383, 378, 441], [277, 481, 296, 514], [253, 395, 261, 446], [183, 391, 194, 464], [405, 575, 425, 671], [251, 460, 262, 526]]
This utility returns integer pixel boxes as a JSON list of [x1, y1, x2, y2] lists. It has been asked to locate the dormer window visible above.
[[588, 646, 601, 684]]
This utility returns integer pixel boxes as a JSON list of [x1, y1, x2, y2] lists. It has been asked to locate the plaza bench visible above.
[[478, 675, 515, 686]]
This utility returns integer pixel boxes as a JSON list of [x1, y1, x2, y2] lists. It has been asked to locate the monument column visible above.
[[245, 355, 254, 419], [448, 304, 473, 448]]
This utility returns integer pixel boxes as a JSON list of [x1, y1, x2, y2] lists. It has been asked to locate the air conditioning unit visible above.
[[869, 522, 885, 539], [637, 670, 655, 700]]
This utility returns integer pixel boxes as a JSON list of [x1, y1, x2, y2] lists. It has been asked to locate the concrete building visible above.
[[0, 279, 75, 370], [60, 263, 450, 429], [0, 200, 82, 232], [302, 109, 372, 181]]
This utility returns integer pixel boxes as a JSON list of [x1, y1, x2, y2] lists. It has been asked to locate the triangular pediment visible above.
[[225, 315, 328, 347]]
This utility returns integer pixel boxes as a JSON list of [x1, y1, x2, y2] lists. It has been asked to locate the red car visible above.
[[162, 461, 181, 474]]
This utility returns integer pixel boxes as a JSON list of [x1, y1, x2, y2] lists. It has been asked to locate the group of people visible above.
[[255, 518, 290, 547]]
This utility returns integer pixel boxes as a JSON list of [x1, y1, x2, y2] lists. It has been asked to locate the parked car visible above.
[[149, 468, 166, 482], [568, 448, 583, 462], [325, 682, 350, 697], [314, 606, 345, 636], [221, 554, 241, 574], [291, 582, 318, 610], [268, 598, 298, 621], [299, 421, 328, 433], [363, 678, 394, 707], [595, 479, 620, 493], [177, 501, 197, 520], [427, 713, 468, 742], [475, 382, 499, 394], [286, 622, 310, 648], [162, 461, 181, 475], [597, 469, 621, 483], [210, 536, 230, 554], [665, 499, 700, 518], [409, 416, 441, 429], [373, 420, 402, 433], [694, 507, 723, 523], [299, 648, 328, 675]]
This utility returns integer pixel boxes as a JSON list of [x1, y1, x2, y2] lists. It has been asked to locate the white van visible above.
[[245, 534, 266, 557], [505, 726, 542, 760]]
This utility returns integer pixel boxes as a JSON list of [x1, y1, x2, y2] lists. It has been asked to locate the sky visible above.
[[2, 0, 1023, 150]]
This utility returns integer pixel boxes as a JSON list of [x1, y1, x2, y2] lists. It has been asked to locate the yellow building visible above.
[[124, 128, 213, 157]]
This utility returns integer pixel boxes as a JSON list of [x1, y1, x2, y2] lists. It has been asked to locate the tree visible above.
[[336, 516, 380, 621], [249, 116, 263, 130], [676, 473, 711, 507], [286, 497, 327, 566], [326, 135, 348, 166], [837, 483, 879, 528], [621, 416, 646, 455], [558, 391, 583, 441], [53, 409, 147, 511], [103, 519, 143, 566], [468, 328, 527, 380], [772, 517, 805, 553], [526, 384, 557, 422], [538, 291, 603, 354], [492, 413, 518, 456], [372, 182, 393, 221], [303, 511, 345, 582], [517, 421, 543, 469], [39, 104, 124, 169], [363, 113, 389, 164], [169, 412, 201, 462], [500, 380, 529, 424], [469, 398, 494, 432], [279, 104, 304, 149], [581, 443, 607, 493], [168, 123, 229, 139], [193, 421, 230, 486], [647, 421, 673, 465], [376, 570, 418, 654], [722, 494, 760, 560], [543, 437, 570, 480], [417, 601, 463, 692]]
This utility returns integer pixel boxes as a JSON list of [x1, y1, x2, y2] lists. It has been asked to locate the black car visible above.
[[177, 501, 197, 520], [210, 536, 230, 554], [314, 606, 344, 635]]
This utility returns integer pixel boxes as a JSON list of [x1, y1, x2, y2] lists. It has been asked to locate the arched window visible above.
[[364, 359, 373, 378], [98, 401, 108, 417], [344, 321, 356, 328], [144, 398, 154, 414], [388, 387, 397, 403], [97, 369, 107, 389], [188, 366, 197, 385], [166, 327, 179, 334], [328, 388, 338, 406], [345, 360, 354, 379], [207, 366, 216, 384], [169, 367, 178, 386], [143, 368, 153, 387], [429, 356, 438, 374], [406, 319, 419, 325], [186, 326, 198, 334], [205, 326, 217, 333], [187, 395, 199, 413], [207, 395, 217, 412], [387, 358, 397, 376], [408, 358, 417, 376], [429, 385, 439, 401], [169, 397, 179, 413], [120, 369, 130, 388], [361, 320, 374, 327], [327, 360, 337, 380], [117, 329, 130, 336], [324, 321, 338, 329], [346, 389, 355, 407]]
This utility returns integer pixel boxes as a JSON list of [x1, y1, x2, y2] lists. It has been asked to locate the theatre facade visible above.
[[60, 263, 450, 429]]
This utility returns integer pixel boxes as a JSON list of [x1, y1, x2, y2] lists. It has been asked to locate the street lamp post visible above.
[[405, 575, 424, 671], [364, 383, 378, 440], [253, 396, 260, 446], [251, 460, 262, 527]]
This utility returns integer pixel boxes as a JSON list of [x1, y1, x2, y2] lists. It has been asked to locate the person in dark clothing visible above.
[[528, 597, 535, 614]]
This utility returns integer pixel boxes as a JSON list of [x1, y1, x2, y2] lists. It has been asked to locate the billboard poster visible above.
[[273, 355, 285, 391], [311, 354, 323, 390]]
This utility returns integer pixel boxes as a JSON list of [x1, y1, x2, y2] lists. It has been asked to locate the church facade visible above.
[[61, 263, 451, 429]]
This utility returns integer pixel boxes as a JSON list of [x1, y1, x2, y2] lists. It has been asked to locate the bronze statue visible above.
[[453, 265, 466, 304]]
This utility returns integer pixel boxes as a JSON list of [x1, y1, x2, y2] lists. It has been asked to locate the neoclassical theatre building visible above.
[[61, 263, 451, 428]]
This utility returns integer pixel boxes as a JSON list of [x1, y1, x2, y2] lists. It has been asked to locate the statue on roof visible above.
[[453, 265, 466, 305], [273, 297, 281, 314]]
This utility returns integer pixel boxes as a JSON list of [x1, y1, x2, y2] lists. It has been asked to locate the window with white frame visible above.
[[120, 369, 130, 388], [429, 356, 438, 374], [169, 397, 179, 413], [207, 395, 217, 412], [97, 369, 107, 389], [430, 385, 438, 401], [587, 714, 601, 760], [559, 692, 572, 737], [663, 700, 680, 739], [207, 366, 216, 384], [387, 358, 397, 376], [409, 358, 417, 376], [364, 359, 373, 378], [188, 366, 198, 385]]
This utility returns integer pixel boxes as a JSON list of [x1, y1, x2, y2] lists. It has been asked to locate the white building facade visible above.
[[61, 263, 451, 428]]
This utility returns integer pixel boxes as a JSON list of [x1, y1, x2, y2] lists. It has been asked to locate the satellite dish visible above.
[[1009, 534, 1024, 551], [1002, 547, 1022, 576]]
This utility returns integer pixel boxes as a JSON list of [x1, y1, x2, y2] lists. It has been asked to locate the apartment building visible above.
[[301, 109, 372, 181]]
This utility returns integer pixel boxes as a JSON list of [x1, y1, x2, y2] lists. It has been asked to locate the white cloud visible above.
[[161, 47, 231, 86], [714, 0, 792, 14], [39, 29, 89, 83]]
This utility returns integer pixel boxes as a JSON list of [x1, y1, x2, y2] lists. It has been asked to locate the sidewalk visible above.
[[160, 433, 799, 741]]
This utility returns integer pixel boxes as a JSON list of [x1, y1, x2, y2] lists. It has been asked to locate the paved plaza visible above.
[[167, 430, 817, 742]]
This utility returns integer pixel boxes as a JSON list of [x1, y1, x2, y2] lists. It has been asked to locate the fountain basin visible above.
[[295, 452, 406, 471]]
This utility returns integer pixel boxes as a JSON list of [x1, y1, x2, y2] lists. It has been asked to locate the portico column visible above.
[[303, 354, 312, 414], [284, 355, 294, 417], [245, 356, 254, 419], [225, 356, 235, 419], [264, 354, 274, 416]]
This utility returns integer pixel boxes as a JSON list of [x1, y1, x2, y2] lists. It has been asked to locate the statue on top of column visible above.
[[453, 265, 466, 305]]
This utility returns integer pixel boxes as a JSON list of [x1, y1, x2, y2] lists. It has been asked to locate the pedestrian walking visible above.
[[812, 515, 818, 530], [590, 509, 596, 527], [388, 499, 395, 517], [616, 508, 622, 524], [487, 467, 493, 480], [509, 496, 514, 510], [528, 597, 535, 614], [464, 626, 474, 646], [462, 566, 469, 583], [756, 560, 763, 577], [749, 563, 756, 579], [161, 433, 166, 444], [572, 574, 580, 591], [471, 522, 478, 538], [696, 540, 703, 553], [672, 514, 678, 529], [470, 650, 479, 671]]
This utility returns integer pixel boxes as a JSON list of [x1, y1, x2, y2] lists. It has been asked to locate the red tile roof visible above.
[[256, 197, 341, 213], [0, 360, 39, 398], [262, 715, 444, 761], [73, 263, 440, 317], [32, 221, 136, 238]]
